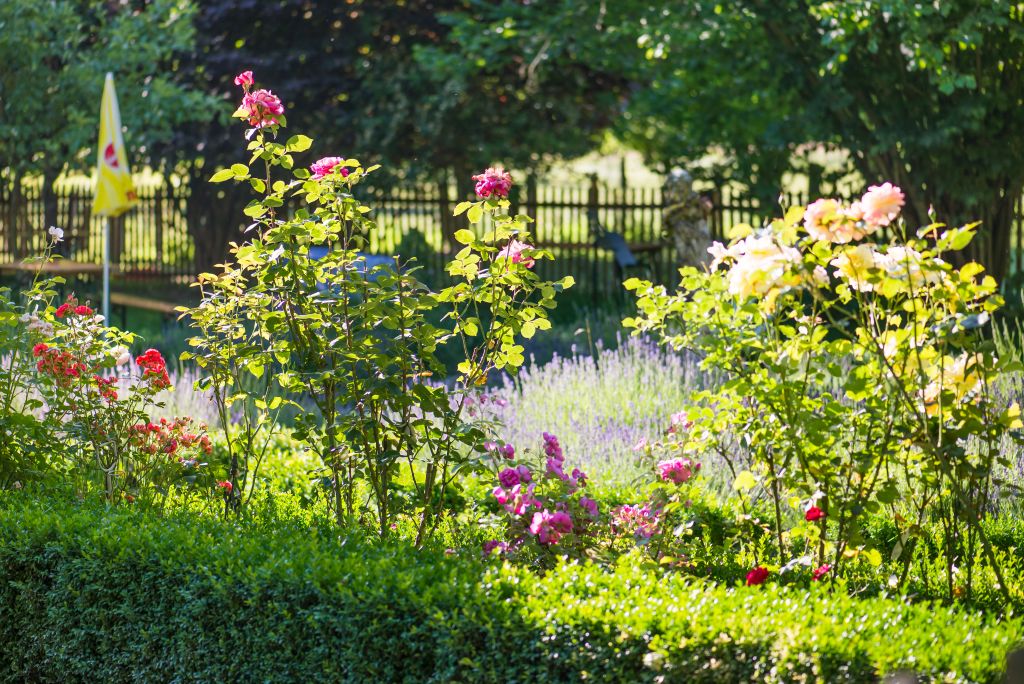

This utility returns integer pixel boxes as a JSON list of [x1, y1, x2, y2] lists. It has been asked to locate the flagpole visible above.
[[103, 218, 111, 324]]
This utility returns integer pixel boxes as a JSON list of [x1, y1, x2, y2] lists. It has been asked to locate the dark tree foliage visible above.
[[166, 0, 631, 270]]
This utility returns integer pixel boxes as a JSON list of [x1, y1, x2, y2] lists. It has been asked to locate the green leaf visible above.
[[454, 229, 475, 245], [733, 470, 757, 492], [209, 169, 235, 183], [467, 204, 484, 224], [231, 163, 250, 179], [453, 201, 474, 217], [286, 134, 313, 152]]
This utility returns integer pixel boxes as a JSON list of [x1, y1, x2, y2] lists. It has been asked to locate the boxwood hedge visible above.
[[0, 495, 1019, 683]]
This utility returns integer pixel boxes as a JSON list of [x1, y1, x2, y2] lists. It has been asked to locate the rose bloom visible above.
[[883, 245, 943, 291], [746, 566, 770, 586], [812, 564, 832, 581], [803, 198, 869, 243], [725, 235, 804, 303], [216, 480, 233, 493], [482, 540, 508, 557], [830, 243, 888, 292], [498, 467, 520, 489], [497, 239, 535, 268], [472, 166, 513, 199], [579, 496, 599, 518], [74, 305, 93, 316], [860, 182, 905, 227], [657, 457, 697, 485], [805, 506, 825, 522], [239, 89, 284, 128], [112, 346, 131, 367], [310, 156, 350, 180], [922, 352, 984, 416], [234, 70, 254, 88]]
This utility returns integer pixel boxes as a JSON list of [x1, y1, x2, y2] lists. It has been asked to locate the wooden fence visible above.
[[5, 176, 1022, 298]]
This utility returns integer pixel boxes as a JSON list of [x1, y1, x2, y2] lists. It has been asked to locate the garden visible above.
[[2, 66, 1024, 683]]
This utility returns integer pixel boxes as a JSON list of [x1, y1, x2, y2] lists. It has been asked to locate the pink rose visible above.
[[812, 564, 832, 581], [239, 89, 284, 128], [579, 497, 599, 518], [472, 166, 513, 199], [492, 486, 510, 505], [529, 509, 573, 545], [515, 464, 532, 483], [860, 182, 905, 227], [310, 156, 350, 180], [657, 457, 697, 485], [234, 70, 254, 88], [497, 239, 535, 268]]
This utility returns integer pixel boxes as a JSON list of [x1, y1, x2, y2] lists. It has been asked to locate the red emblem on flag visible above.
[[103, 143, 119, 169]]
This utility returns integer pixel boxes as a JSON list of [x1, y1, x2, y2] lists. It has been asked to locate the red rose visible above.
[[32, 343, 48, 357], [812, 564, 832, 581], [805, 506, 825, 522], [55, 303, 72, 318], [745, 566, 770, 586], [74, 305, 94, 316], [217, 481, 233, 494]]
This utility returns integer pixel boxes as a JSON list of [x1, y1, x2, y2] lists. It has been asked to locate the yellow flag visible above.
[[92, 73, 137, 217]]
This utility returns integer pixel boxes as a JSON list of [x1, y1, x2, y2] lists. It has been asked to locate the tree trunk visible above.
[[41, 169, 60, 236]]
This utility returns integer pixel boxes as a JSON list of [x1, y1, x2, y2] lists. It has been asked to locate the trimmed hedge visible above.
[[0, 495, 1019, 683]]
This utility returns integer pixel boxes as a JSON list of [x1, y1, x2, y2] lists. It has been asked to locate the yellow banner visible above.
[[92, 73, 137, 217]]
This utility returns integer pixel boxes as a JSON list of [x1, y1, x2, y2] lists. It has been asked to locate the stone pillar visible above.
[[662, 169, 713, 269]]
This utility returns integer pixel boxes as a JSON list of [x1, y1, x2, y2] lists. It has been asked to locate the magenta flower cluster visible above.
[[483, 431, 597, 555], [611, 503, 660, 540], [657, 457, 700, 485]]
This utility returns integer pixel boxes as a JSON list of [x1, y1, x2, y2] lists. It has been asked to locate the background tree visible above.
[[447, 1, 1024, 279], [0, 0, 215, 236], [615, 1, 1024, 279], [167, 0, 632, 270]]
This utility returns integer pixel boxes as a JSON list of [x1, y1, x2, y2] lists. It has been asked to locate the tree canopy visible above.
[[0, 0, 215, 177]]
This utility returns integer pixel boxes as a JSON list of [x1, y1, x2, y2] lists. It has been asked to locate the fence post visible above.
[[155, 184, 165, 264], [438, 174, 454, 255]]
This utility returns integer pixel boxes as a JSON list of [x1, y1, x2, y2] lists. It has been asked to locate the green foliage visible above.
[[0, 494, 1019, 684]]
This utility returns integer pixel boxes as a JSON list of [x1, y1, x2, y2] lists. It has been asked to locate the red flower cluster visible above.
[[129, 417, 213, 460], [216, 480, 233, 494], [805, 506, 825, 522], [54, 298, 94, 319], [92, 374, 118, 402], [136, 348, 171, 390], [34, 344, 87, 386], [746, 566, 770, 586], [812, 564, 832, 581]]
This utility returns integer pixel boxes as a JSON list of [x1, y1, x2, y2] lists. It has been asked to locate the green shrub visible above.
[[0, 494, 1019, 683]]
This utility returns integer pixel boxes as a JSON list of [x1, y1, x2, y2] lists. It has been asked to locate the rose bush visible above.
[[186, 72, 573, 539], [627, 183, 1022, 602]]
